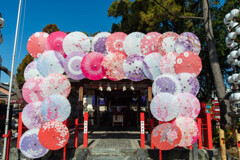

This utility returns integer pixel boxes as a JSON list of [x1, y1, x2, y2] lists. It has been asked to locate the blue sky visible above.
[[0, 0, 121, 82], [0, 0, 226, 83]]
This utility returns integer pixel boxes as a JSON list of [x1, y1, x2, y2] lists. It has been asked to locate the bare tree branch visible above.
[[179, 16, 204, 20]]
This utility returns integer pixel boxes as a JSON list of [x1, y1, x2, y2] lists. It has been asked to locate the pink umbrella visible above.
[[175, 93, 200, 119], [150, 93, 180, 122], [159, 52, 178, 75], [175, 51, 202, 77], [140, 32, 162, 56], [45, 31, 67, 58], [41, 73, 71, 98], [27, 32, 49, 58], [81, 52, 106, 80], [105, 32, 127, 55], [101, 52, 127, 81], [173, 117, 199, 147], [22, 77, 44, 103], [157, 32, 179, 56]]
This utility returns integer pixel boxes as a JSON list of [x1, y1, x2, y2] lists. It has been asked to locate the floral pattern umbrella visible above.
[[150, 93, 180, 122], [38, 121, 69, 150], [20, 129, 48, 159], [45, 31, 67, 58], [142, 52, 162, 80], [175, 93, 200, 119], [22, 102, 46, 129], [41, 73, 71, 98], [63, 51, 85, 80], [123, 32, 145, 56], [157, 32, 179, 56], [41, 95, 71, 122], [92, 32, 111, 55], [175, 51, 202, 77], [159, 52, 178, 75], [101, 52, 127, 81], [123, 54, 146, 81], [24, 61, 43, 81], [63, 31, 90, 55], [173, 117, 199, 147], [27, 32, 49, 58], [37, 50, 64, 77], [175, 32, 201, 55], [81, 52, 106, 80], [177, 72, 200, 96], [105, 32, 127, 55], [152, 123, 182, 150], [152, 74, 181, 96], [140, 32, 162, 56], [22, 77, 44, 103]]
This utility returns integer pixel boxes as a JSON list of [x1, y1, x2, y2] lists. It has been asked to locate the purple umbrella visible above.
[[152, 74, 181, 96], [22, 102, 46, 129], [24, 61, 43, 81], [92, 32, 111, 55], [20, 129, 48, 159], [63, 51, 85, 80], [177, 72, 200, 96], [123, 54, 146, 81]]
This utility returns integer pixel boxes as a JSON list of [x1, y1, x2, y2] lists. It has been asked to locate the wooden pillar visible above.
[[78, 86, 83, 123], [219, 127, 227, 160]]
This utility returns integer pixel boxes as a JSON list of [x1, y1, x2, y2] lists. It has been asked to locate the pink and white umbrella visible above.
[[152, 123, 182, 150], [157, 32, 179, 56], [63, 51, 85, 80], [159, 52, 178, 75], [105, 32, 127, 55], [150, 93, 179, 122], [123, 54, 146, 81], [81, 52, 106, 80], [22, 102, 46, 129], [22, 77, 44, 103], [142, 52, 162, 80], [27, 32, 49, 58], [175, 32, 201, 55], [152, 74, 181, 96], [41, 73, 71, 98], [123, 32, 145, 56], [92, 32, 111, 55], [177, 72, 200, 96], [173, 117, 199, 147], [175, 93, 200, 119], [45, 31, 67, 58], [63, 31, 90, 55], [24, 61, 43, 81], [175, 51, 202, 77], [140, 32, 162, 56], [37, 50, 65, 77], [101, 52, 127, 81]]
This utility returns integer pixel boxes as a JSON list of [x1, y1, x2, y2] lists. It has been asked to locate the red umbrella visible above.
[[152, 123, 182, 150], [38, 121, 69, 150], [175, 51, 202, 77], [81, 52, 106, 80], [140, 32, 162, 56]]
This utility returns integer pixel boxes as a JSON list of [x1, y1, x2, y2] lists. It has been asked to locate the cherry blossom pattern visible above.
[[27, 32, 49, 58], [92, 32, 111, 55], [123, 54, 146, 81], [175, 93, 200, 119], [173, 117, 199, 147], [152, 123, 182, 150], [140, 32, 162, 56], [105, 32, 127, 55], [159, 52, 178, 75], [123, 32, 145, 56], [101, 52, 127, 81], [175, 51, 202, 77], [24, 61, 43, 81], [150, 93, 180, 122], [157, 32, 179, 56], [175, 32, 201, 55], [152, 74, 181, 96]]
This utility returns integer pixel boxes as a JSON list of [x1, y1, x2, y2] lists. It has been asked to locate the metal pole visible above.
[[2, 0, 22, 159]]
